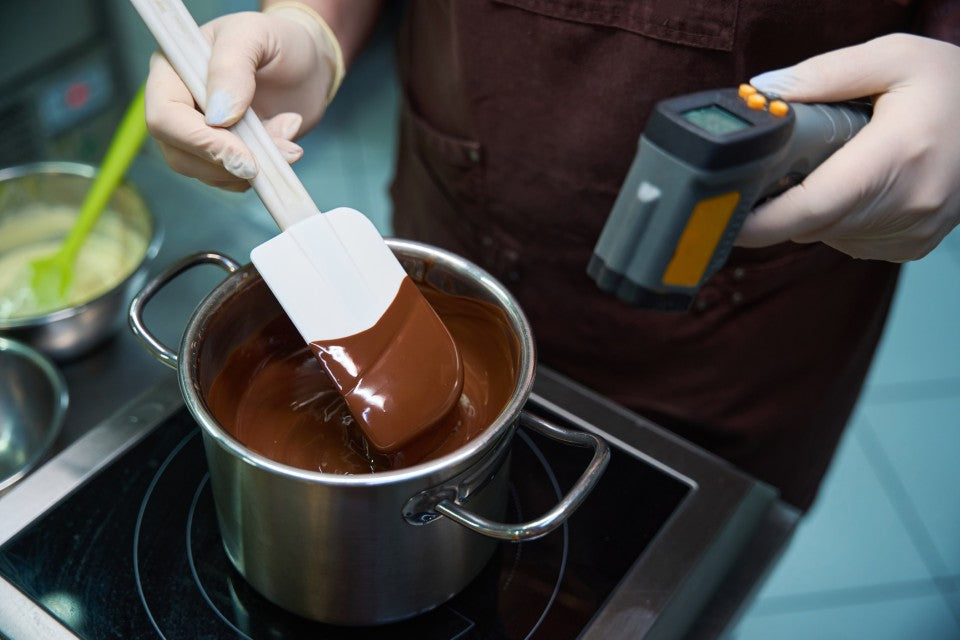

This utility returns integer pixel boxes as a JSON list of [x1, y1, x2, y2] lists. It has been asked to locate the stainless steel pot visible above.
[[0, 162, 162, 360], [129, 241, 609, 625]]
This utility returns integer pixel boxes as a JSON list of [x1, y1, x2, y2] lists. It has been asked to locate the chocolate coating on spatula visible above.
[[309, 276, 463, 452]]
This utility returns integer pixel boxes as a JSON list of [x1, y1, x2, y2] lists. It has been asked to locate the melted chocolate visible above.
[[205, 283, 520, 474], [309, 276, 463, 453]]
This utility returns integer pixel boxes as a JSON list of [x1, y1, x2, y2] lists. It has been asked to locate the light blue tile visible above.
[[130, 153, 273, 255], [292, 25, 400, 237], [734, 591, 959, 640], [948, 587, 960, 621], [943, 223, 960, 255], [355, 132, 400, 235], [294, 136, 352, 207], [950, 251, 960, 278], [754, 414, 932, 599], [864, 249, 960, 388], [862, 397, 960, 575]]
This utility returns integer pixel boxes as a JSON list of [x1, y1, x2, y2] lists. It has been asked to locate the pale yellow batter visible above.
[[0, 204, 148, 320]]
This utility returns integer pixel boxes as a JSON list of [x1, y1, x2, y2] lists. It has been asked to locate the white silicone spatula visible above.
[[131, 0, 463, 453]]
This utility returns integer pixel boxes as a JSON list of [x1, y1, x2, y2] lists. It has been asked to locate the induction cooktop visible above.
[[0, 369, 795, 639]]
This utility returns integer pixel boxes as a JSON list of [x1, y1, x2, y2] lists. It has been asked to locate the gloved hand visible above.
[[736, 33, 960, 261], [145, 3, 344, 191]]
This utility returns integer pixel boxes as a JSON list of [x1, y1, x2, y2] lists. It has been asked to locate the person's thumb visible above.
[[202, 15, 267, 127], [736, 35, 924, 248], [749, 33, 916, 103]]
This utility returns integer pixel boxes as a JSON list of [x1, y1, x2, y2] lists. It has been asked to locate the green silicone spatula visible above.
[[29, 84, 148, 307]]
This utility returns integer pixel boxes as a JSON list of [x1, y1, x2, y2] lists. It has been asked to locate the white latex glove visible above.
[[145, 4, 344, 191], [737, 33, 960, 261]]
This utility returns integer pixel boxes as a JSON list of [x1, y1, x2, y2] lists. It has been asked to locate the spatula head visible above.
[[29, 252, 73, 309], [251, 207, 464, 453]]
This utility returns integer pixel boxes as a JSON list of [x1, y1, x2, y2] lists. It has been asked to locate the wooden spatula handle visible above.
[[130, 0, 320, 230]]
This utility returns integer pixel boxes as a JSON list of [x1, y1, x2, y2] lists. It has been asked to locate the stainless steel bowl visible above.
[[0, 336, 68, 493], [0, 162, 162, 360]]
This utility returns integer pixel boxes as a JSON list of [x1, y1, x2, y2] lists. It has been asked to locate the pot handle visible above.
[[128, 251, 241, 369], [433, 412, 610, 542]]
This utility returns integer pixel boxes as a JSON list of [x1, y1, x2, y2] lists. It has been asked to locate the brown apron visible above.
[[388, 0, 940, 510]]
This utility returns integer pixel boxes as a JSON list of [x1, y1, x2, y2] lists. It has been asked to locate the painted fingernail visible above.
[[222, 151, 257, 180], [276, 112, 303, 140], [749, 68, 797, 96], [275, 139, 304, 162], [205, 90, 237, 126]]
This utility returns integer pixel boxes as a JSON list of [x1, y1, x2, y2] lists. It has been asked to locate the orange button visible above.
[[769, 100, 789, 117], [746, 93, 767, 110], [738, 83, 757, 99]]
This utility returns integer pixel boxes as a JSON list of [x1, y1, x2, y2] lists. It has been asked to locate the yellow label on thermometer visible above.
[[661, 191, 740, 287]]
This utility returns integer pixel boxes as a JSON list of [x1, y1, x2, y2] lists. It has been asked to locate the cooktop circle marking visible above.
[[444, 428, 569, 640], [187, 473, 255, 640], [518, 428, 569, 640], [132, 428, 201, 640]]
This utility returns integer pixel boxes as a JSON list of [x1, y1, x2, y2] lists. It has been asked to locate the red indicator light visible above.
[[65, 82, 91, 109]]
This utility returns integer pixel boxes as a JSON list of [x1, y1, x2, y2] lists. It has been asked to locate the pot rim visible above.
[[180, 238, 538, 486], [0, 335, 69, 492], [0, 161, 163, 329]]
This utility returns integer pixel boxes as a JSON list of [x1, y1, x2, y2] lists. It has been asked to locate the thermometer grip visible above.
[[759, 101, 871, 200]]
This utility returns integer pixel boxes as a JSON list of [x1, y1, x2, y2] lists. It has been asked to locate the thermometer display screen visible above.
[[682, 105, 751, 135]]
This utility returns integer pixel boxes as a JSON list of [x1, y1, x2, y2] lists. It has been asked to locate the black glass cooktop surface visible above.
[[0, 406, 690, 639]]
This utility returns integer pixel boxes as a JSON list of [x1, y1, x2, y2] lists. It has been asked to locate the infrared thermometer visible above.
[[588, 85, 870, 311]]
